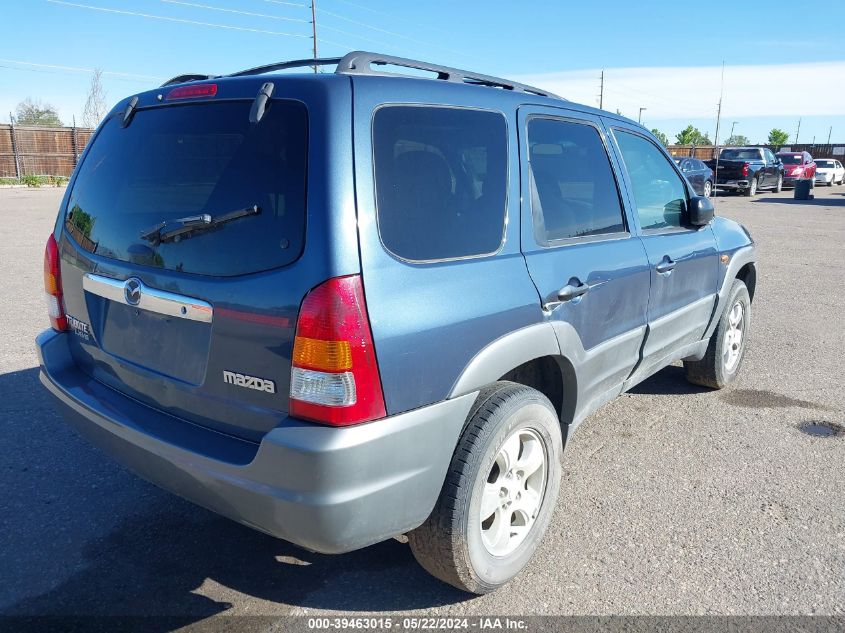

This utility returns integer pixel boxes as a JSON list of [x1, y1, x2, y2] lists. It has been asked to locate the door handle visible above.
[[656, 257, 676, 274], [558, 282, 590, 301]]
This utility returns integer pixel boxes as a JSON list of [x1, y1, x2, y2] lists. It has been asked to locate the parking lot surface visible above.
[[1, 186, 844, 621]]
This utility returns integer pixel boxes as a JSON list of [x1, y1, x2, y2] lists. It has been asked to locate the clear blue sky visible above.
[[1, 0, 843, 144]]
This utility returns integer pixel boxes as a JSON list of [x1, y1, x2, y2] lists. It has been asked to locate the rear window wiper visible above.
[[140, 205, 261, 244]]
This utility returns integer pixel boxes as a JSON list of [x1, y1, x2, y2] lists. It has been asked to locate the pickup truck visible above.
[[705, 147, 784, 196]]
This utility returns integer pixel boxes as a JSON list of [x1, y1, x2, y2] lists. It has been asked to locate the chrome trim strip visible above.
[[82, 274, 213, 323]]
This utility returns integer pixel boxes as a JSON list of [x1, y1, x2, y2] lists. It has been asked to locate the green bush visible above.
[[0, 175, 69, 187]]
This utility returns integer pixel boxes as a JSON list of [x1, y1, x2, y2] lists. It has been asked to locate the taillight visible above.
[[289, 275, 386, 426], [165, 83, 218, 100], [741, 162, 750, 177], [43, 234, 67, 331]]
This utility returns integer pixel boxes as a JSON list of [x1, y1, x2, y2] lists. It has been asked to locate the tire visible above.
[[744, 177, 758, 196], [684, 279, 751, 389], [703, 180, 712, 198], [408, 381, 563, 594], [828, 179, 834, 187], [773, 173, 783, 193]]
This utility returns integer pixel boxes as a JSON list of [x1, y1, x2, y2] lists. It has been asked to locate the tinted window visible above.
[[373, 106, 507, 261], [615, 130, 688, 230], [721, 148, 763, 160], [527, 118, 625, 243], [816, 160, 834, 168], [778, 154, 802, 164], [695, 159, 707, 170], [65, 100, 307, 276]]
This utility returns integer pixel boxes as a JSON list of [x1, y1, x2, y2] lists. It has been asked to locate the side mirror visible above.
[[688, 196, 714, 226]]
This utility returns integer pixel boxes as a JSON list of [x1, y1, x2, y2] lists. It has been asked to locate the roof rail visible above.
[[335, 51, 563, 99], [228, 57, 342, 78], [160, 74, 217, 87]]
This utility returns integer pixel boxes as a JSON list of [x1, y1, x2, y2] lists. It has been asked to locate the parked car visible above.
[[704, 147, 783, 196], [776, 151, 816, 188], [813, 158, 844, 186], [674, 156, 714, 197], [36, 51, 757, 595]]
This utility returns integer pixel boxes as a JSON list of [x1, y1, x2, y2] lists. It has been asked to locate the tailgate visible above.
[[55, 83, 350, 442]]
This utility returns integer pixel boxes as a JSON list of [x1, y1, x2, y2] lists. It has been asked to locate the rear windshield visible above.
[[720, 149, 761, 160], [778, 155, 802, 164], [64, 100, 308, 276], [816, 160, 834, 168]]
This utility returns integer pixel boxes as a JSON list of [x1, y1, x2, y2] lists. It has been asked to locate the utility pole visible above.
[[730, 121, 738, 139], [827, 126, 832, 145], [310, 0, 318, 73], [598, 69, 604, 109], [794, 118, 801, 144], [714, 61, 725, 148], [638, 107, 646, 124]]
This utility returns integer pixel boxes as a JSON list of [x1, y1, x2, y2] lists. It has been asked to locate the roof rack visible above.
[[218, 51, 562, 99], [335, 51, 563, 99], [228, 57, 342, 78]]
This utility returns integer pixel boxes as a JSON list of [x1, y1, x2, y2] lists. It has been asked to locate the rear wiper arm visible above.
[[141, 205, 260, 244]]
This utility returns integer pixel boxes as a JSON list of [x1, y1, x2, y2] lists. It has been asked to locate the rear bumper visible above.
[[716, 180, 749, 189], [37, 329, 475, 554]]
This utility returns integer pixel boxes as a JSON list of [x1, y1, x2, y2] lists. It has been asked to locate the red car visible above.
[[776, 151, 816, 188]]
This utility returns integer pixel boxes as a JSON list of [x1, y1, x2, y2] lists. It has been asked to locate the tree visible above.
[[650, 129, 669, 146], [15, 98, 62, 127], [675, 125, 711, 146], [82, 69, 108, 129], [724, 134, 750, 146], [768, 128, 790, 147]]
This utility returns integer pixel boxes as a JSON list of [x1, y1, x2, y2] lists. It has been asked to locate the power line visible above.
[[46, 0, 309, 37], [315, 7, 463, 56], [260, 0, 309, 7], [159, 0, 309, 23], [330, 0, 452, 36], [0, 58, 163, 81], [316, 21, 406, 50]]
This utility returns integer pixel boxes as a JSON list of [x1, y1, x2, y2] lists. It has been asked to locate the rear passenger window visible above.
[[527, 118, 625, 244], [373, 106, 507, 262]]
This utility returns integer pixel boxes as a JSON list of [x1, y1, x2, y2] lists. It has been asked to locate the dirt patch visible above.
[[721, 389, 827, 410]]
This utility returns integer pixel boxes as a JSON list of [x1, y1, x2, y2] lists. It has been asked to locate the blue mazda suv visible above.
[[37, 52, 757, 594]]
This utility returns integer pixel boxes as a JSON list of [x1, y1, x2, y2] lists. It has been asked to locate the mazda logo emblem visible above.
[[124, 278, 142, 306]]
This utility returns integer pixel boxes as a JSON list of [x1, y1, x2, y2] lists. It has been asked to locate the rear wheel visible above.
[[744, 177, 758, 196], [408, 382, 563, 594], [684, 279, 750, 389], [703, 180, 712, 198]]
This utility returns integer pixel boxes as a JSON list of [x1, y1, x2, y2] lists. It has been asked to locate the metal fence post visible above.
[[9, 114, 21, 179], [71, 117, 79, 167]]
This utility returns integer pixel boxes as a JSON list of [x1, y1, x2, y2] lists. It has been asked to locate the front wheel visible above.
[[774, 174, 783, 193], [684, 279, 750, 389], [703, 180, 713, 198], [408, 382, 563, 594]]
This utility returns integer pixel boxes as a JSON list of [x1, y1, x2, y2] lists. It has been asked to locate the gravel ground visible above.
[[0, 186, 843, 622]]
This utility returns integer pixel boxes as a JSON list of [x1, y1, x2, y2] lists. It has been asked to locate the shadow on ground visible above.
[[752, 193, 845, 206], [0, 367, 469, 625], [1, 360, 726, 624], [627, 365, 711, 396]]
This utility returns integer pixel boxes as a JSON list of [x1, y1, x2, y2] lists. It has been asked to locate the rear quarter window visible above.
[[372, 106, 507, 262]]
